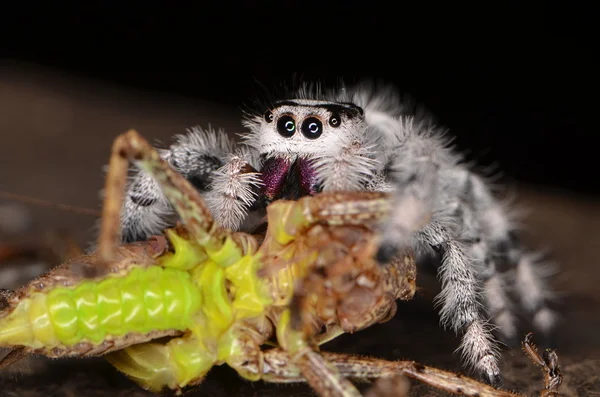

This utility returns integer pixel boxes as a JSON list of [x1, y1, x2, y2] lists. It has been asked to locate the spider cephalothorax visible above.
[[116, 81, 558, 386]]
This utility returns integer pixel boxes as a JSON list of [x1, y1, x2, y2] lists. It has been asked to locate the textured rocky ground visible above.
[[1, 64, 598, 396]]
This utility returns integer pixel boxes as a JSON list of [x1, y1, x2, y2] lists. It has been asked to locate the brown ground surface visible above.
[[1, 64, 599, 396]]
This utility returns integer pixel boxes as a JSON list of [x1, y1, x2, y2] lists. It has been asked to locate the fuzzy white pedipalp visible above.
[[204, 148, 263, 231], [311, 125, 382, 192]]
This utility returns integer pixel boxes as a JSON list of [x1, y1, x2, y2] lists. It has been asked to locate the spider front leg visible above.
[[97, 130, 255, 274], [416, 219, 502, 386], [119, 126, 238, 243]]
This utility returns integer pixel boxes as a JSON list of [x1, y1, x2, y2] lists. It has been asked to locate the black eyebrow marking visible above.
[[272, 100, 364, 119]]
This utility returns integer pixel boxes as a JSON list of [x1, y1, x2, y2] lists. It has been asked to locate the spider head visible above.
[[243, 99, 365, 159]]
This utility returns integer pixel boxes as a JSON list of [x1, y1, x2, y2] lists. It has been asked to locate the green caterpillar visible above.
[[1, 265, 200, 348], [0, 226, 279, 390]]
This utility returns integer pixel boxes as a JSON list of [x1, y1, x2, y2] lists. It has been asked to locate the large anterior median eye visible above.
[[277, 115, 296, 137], [301, 117, 323, 139]]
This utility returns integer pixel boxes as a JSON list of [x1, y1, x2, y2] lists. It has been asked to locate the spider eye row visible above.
[[263, 111, 341, 139]]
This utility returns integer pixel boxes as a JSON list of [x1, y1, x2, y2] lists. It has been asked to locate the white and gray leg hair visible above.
[[374, 113, 557, 341], [415, 218, 501, 385], [433, 167, 555, 344], [203, 147, 263, 231], [481, 267, 519, 344], [511, 246, 558, 340], [375, 118, 459, 264], [118, 126, 237, 242], [462, 171, 558, 341], [436, 169, 520, 344], [119, 170, 176, 243], [471, 235, 522, 347]]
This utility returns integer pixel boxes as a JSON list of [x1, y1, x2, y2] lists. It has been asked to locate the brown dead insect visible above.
[[522, 332, 562, 397], [1, 129, 562, 397]]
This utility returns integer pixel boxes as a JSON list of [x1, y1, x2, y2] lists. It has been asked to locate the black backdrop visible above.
[[3, 3, 595, 195]]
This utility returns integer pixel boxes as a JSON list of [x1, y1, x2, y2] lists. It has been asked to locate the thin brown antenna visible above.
[[0, 191, 102, 217]]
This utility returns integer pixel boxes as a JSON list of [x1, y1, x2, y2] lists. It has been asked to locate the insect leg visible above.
[[218, 318, 273, 382], [317, 352, 523, 397], [97, 130, 238, 272], [363, 374, 411, 397], [415, 220, 501, 386], [0, 347, 26, 370], [266, 191, 392, 247], [278, 347, 363, 397], [258, 348, 530, 397], [275, 310, 363, 397], [522, 333, 562, 397]]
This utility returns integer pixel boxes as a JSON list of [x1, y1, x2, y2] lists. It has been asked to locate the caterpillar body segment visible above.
[[0, 265, 200, 349]]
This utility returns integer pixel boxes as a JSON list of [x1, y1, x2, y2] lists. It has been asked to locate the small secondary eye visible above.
[[329, 113, 341, 128], [264, 110, 274, 123], [301, 117, 323, 139], [277, 115, 296, 137]]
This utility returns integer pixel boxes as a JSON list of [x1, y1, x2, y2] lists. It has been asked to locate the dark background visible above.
[[2, 3, 595, 196]]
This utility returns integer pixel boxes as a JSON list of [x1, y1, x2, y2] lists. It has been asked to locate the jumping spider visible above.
[[115, 80, 557, 385]]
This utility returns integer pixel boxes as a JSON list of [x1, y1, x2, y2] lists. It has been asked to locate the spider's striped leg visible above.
[[98, 130, 256, 274], [119, 126, 236, 243], [508, 243, 558, 346], [413, 216, 502, 386], [462, 173, 557, 345]]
